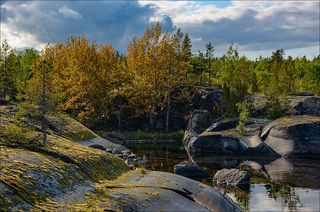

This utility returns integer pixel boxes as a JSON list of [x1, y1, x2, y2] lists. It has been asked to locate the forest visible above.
[[1, 23, 319, 132]]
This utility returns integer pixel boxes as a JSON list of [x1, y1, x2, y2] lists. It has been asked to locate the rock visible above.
[[251, 95, 320, 117], [110, 170, 241, 212], [88, 144, 106, 151], [120, 150, 131, 158], [290, 96, 320, 116], [186, 133, 242, 157], [192, 86, 223, 114], [261, 115, 320, 157], [186, 110, 213, 135], [121, 150, 131, 155], [115, 153, 125, 158], [238, 133, 277, 156], [106, 147, 113, 153], [133, 157, 147, 164], [112, 148, 122, 154], [184, 117, 278, 158], [102, 131, 126, 144], [127, 153, 136, 159], [205, 118, 239, 132], [239, 161, 268, 178], [80, 137, 129, 152], [295, 92, 314, 96], [213, 168, 250, 186], [183, 110, 213, 149], [125, 158, 135, 164], [174, 161, 209, 180]]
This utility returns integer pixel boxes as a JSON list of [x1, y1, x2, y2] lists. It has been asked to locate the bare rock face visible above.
[[192, 86, 223, 114], [213, 168, 250, 186], [262, 115, 320, 157], [184, 117, 276, 158]]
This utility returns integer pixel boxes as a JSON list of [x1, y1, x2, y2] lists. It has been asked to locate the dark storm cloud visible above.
[[0, 1, 175, 51]]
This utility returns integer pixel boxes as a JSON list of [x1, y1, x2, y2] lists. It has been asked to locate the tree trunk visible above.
[[165, 97, 170, 133], [42, 123, 47, 146], [41, 66, 47, 146], [118, 108, 122, 130]]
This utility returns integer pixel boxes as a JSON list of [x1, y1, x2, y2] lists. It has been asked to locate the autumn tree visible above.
[[126, 24, 193, 130]]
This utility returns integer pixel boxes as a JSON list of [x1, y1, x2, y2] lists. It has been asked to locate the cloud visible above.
[[0, 0, 174, 52], [58, 6, 82, 20], [1, 0, 319, 58], [139, 1, 320, 57]]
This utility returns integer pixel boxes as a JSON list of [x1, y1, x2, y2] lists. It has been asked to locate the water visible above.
[[125, 142, 320, 212]]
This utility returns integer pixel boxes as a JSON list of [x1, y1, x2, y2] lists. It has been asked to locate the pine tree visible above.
[[205, 42, 214, 85], [0, 40, 19, 99], [28, 55, 54, 145]]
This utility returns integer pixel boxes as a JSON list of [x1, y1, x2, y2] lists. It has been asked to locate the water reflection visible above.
[[126, 142, 320, 211]]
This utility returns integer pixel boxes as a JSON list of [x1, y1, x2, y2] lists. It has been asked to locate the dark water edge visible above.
[[125, 142, 320, 212]]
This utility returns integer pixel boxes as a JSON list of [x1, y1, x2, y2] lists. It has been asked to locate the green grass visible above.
[[121, 130, 184, 140], [95, 130, 184, 140]]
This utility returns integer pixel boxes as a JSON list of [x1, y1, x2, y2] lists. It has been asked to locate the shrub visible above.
[[0, 124, 37, 146], [236, 101, 250, 135], [266, 95, 288, 119]]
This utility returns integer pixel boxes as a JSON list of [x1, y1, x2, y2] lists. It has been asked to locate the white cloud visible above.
[[0, 1, 166, 52], [1, 0, 319, 58], [58, 6, 82, 19], [139, 0, 319, 57]]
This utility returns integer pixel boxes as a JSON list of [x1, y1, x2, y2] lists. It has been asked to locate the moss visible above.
[[0, 124, 40, 147], [118, 130, 184, 140], [0, 103, 135, 211], [272, 115, 320, 127], [202, 129, 242, 138], [43, 134, 129, 181], [47, 113, 97, 142], [144, 191, 160, 196], [0, 146, 88, 209]]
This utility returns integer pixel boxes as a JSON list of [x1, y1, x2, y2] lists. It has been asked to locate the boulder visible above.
[[251, 95, 320, 117], [262, 115, 320, 157], [186, 133, 243, 157], [80, 137, 129, 152], [112, 147, 122, 154], [174, 161, 209, 180], [290, 96, 320, 116], [213, 168, 250, 186], [183, 110, 213, 148], [185, 118, 275, 158], [186, 110, 213, 135], [110, 170, 242, 212], [192, 86, 223, 114]]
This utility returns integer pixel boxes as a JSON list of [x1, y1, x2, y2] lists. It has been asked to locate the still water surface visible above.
[[125, 143, 320, 212]]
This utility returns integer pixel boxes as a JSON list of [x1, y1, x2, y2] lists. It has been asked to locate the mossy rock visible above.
[[0, 146, 90, 210]]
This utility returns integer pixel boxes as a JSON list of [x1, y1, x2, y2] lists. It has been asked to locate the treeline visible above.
[[1, 23, 319, 130]]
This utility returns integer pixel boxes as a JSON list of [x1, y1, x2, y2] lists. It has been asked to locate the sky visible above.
[[1, 0, 319, 59]]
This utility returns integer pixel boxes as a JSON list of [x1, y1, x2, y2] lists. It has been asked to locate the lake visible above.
[[125, 142, 320, 212]]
